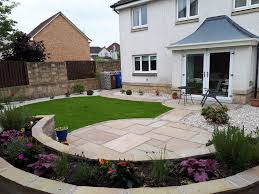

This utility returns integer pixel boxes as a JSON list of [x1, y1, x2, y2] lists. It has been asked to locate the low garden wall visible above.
[[0, 62, 99, 99], [1, 114, 259, 193], [96, 60, 121, 73]]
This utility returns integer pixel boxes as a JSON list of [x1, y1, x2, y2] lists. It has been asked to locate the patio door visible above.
[[182, 50, 233, 100]]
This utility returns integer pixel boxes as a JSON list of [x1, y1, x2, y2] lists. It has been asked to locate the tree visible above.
[[0, 0, 17, 52], [2, 31, 49, 62]]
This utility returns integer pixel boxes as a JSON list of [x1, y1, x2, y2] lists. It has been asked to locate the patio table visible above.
[[178, 86, 194, 106]]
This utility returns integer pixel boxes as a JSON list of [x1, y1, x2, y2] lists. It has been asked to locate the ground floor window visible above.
[[133, 55, 157, 73]]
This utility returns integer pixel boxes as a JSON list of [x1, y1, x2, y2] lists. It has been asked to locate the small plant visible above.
[[0, 103, 4, 110], [126, 90, 132, 95], [65, 91, 70, 97], [0, 129, 21, 144], [180, 158, 218, 182], [212, 126, 254, 172], [72, 162, 97, 183], [120, 89, 125, 94], [0, 106, 33, 131], [201, 105, 229, 124], [4, 138, 27, 161], [27, 154, 58, 176], [50, 96, 55, 99], [149, 147, 170, 182], [54, 154, 69, 178], [87, 90, 94, 96], [54, 126, 68, 142], [138, 90, 144, 96], [73, 84, 85, 94], [155, 90, 160, 96]]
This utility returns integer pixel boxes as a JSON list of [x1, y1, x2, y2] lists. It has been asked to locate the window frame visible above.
[[133, 55, 157, 73], [131, 5, 148, 29], [233, 0, 259, 11], [176, 0, 199, 21]]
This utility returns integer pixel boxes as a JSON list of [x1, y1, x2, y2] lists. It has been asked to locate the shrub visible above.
[[201, 105, 229, 124], [212, 126, 254, 172], [87, 90, 94, 96], [120, 89, 125, 94], [254, 142, 259, 162], [65, 91, 70, 97], [72, 162, 97, 183], [0, 129, 21, 144], [180, 158, 218, 182], [138, 90, 144, 96], [0, 103, 4, 110], [126, 90, 132, 95], [0, 106, 33, 130], [54, 154, 69, 178], [27, 154, 58, 176], [0, 95, 12, 104], [73, 84, 85, 94], [150, 148, 170, 182]]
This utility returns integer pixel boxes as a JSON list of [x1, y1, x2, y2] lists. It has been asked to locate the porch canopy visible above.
[[168, 15, 259, 51]]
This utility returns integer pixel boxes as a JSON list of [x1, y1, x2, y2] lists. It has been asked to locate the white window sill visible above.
[[232, 6, 259, 16], [175, 17, 199, 25], [131, 26, 148, 32]]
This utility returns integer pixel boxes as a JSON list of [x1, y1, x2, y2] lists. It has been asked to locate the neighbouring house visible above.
[[90, 46, 102, 60], [28, 12, 91, 62], [111, 0, 259, 104], [90, 43, 120, 60], [107, 43, 120, 60]]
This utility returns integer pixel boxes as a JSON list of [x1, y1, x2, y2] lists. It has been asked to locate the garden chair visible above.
[[200, 80, 223, 107]]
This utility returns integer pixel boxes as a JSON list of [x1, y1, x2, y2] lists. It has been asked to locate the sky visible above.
[[10, 0, 119, 47]]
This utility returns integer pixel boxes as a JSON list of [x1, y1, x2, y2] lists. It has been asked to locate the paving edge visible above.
[[32, 115, 215, 161], [0, 157, 259, 194]]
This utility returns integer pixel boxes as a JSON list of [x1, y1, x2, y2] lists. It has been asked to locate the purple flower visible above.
[[25, 143, 33, 148], [17, 153, 25, 160]]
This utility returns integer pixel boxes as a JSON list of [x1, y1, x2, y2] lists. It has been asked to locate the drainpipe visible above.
[[254, 43, 259, 99]]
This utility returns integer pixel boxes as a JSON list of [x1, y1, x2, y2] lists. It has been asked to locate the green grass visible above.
[[22, 96, 171, 132]]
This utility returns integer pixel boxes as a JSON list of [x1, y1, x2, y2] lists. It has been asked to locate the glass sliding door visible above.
[[209, 52, 230, 97], [186, 54, 204, 95]]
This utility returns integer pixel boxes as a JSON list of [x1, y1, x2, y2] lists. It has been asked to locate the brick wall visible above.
[[0, 62, 99, 99], [96, 60, 121, 72], [33, 15, 91, 62]]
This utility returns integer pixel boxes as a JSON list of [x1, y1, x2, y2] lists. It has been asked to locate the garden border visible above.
[[1, 116, 259, 193]]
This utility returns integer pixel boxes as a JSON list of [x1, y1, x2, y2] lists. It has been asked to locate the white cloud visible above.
[[10, 0, 119, 46]]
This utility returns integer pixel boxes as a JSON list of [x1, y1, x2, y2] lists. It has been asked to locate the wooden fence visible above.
[[0, 61, 29, 88], [66, 61, 96, 80]]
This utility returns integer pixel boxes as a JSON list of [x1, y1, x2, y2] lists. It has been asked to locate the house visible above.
[[111, 0, 259, 104], [28, 12, 91, 62], [90, 46, 102, 60], [98, 47, 112, 58], [107, 43, 120, 60]]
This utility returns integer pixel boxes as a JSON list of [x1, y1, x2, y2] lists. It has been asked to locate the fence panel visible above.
[[0, 61, 29, 88], [66, 61, 96, 80]]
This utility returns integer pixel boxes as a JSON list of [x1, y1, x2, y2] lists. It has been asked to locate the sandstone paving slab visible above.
[[67, 134, 81, 143], [95, 125, 128, 136], [165, 138, 202, 152], [152, 126, 198, 140], [103, 133, 150, 153], [177, 147, 211, 158], [128, 119, 155, 126], [189, 133, 212, 144], [123, 124, 154, 134], [160, 109, 193, 122], [28, 177, 76, 194], [135, 143, 163, 154], [237, 168, 259, 184], [146, 139, 167, 147], [128, 187, 182, 194], [148, 120, 169, 128], [73, 187, 126, 194], [225, 175, 250, 188], [75, 129, 119, 144], [104, 120, 135, 130], [143, 132, 172, 141], [69, 138, 88, 146], [179, 179, 235, 194]]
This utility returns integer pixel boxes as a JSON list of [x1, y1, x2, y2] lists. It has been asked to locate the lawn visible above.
[[21, 96, 171, 132]]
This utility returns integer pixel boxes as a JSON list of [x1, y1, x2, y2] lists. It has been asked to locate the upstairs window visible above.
[[133, 55, 157, 73], [234, 0, 259, 10], [132, 6, 147, 28], [177, 0, 198, 20]]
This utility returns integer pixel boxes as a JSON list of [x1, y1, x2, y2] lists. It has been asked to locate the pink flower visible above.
[[25, 143, 33, 148], [18, 153, 25, 160]]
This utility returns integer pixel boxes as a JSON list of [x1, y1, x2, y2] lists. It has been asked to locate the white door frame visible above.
[[181, 48, 234, 102]]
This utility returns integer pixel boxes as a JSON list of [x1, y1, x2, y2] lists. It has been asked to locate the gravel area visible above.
[[182, 105, 259, 134], [113, 91, 171, 100]]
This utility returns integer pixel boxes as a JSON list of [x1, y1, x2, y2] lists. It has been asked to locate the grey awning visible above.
[[168, 15, 259, 50]]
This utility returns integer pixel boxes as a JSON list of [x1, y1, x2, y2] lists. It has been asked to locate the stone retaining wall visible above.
[[96, 60, 121, 73]]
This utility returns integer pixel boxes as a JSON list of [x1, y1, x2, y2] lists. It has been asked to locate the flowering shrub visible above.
[[180, 158, 218, 182], [27, 154, 58, 176], [0, 130, 21, 144], [201, 106, 229, 124], [99, 159, 141, 188]]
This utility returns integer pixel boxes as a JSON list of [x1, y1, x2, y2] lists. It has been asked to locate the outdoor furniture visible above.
[[178, 86, 194, 105], [200, 80, 223, 107]]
